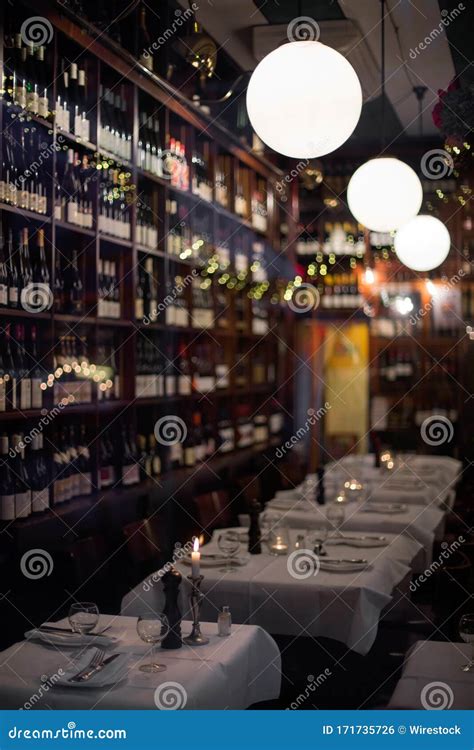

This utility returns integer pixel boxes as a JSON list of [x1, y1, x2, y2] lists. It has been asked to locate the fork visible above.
[[68, 649, 105, 683]]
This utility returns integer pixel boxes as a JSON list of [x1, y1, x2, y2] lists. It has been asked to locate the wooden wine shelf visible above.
[[0, 0, 297, 552]]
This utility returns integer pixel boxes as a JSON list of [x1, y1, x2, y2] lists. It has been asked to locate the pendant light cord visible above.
[[380, 0, 386, 150]]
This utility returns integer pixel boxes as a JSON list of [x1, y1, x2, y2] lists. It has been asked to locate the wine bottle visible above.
[[0, 222, 8, 307], [138, 3, 153, 72], [12, 434, 31, 518], [32, 228, 51, 293], [183, 421, 196, 468], [120, 426, 140, 486], [63, 249, 83, 314], [52, 431, 66, 505], [29, 433, 49, 513], [0, 434, 15, 521], [62, 149, 79, 224], [77, 425, 92, 496], [30, 326, 44, 410], [6, 229, 18, 310], [4, 323, 18, 410]]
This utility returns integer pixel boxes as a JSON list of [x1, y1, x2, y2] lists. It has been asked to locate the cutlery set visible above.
[[68, 650, 122, 683]]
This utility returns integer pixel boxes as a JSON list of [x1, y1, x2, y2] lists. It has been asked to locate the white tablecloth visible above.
[[330, 453, 461, 492], [245, 502, 445, 568], [0, 615, 281, 710], [388, 640, 474, 709], [123, 529, 422, 656]]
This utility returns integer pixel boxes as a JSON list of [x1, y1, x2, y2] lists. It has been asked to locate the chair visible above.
[[193, 490, 234, 539], [68, 535, 119, 610], [123, 516, 165, 584], [434, 551, 472, 639], [233, 473, 262, 510]]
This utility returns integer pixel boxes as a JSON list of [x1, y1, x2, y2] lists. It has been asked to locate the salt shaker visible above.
[[217, 606, 232, 637]]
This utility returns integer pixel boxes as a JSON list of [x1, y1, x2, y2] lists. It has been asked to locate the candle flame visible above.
[[193, 537, 199, 553]]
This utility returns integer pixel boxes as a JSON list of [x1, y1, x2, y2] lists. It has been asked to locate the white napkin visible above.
[[319, 559, 371, 572], [54, 648, 129, 688], [326, 535, 387, 548], [361, 503, 407, 515], [25, 627, 117, 648], [181, 553, 249, 568], [268, 495, 313, 511]]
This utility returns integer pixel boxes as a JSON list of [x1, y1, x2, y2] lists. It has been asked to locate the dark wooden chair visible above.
[[191, 490, 234, 540], [434, 550, 472, 639], [123, 516, 165, 584], [68, 535, 119, 610], [233, 473, 262, 510]]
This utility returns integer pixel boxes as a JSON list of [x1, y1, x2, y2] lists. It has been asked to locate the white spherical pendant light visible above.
[[394, 215, 450, 272], [246, 41, 362, 159], [347, 158, 423, 232]]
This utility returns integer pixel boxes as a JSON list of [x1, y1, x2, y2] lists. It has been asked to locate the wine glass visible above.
[[327, 504, 346, 536], [68, 602, 99, 634], [217, 531, 241, 573], [136, 615, 169, 673], [459, 613, 474, 671], [308, 527, 328, 557]]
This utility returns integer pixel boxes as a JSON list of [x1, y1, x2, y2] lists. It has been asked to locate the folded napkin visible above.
[[368, 486, 432, 506], [268, 496, 313, 511], [275, 489, 304, 501], [182, 553, 249, 568], [326, 535, 387, 548], [319, 559, 371, 572], [52, 648, 129, 688], [25, 626, 117, 648], [360, 502, 407, 515]]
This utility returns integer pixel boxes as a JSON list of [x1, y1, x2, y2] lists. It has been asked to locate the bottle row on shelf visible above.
[[0, 317, 278, 415], [134, 338, 275, 399], [375, 349, 460, 388], [0, 406, 285, 522], [0, 220, 278, 332], [296, 223, 366, 257]]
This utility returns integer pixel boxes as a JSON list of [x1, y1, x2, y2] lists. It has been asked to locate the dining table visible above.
[[387, 640, 474, 709], [123, 527, 423, 657], [241, 500, 445, 569], [0, 614, 281, 710]]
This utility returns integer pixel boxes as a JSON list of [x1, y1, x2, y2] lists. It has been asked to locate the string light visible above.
[[41, 361, 114, 394]]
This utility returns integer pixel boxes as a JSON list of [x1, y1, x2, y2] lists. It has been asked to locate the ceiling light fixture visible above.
[[246, 15, 362, 158], [347, 0, 423, 231], [394, 215, 451, 271]]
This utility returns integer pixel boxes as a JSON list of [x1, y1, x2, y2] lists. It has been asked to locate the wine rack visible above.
[[0, 0, 296, 540]]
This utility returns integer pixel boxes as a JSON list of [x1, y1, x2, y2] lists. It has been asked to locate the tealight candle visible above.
[[270, 534, 289, 555], [335, 490, 347, 504], [191, 537, 201, 578]]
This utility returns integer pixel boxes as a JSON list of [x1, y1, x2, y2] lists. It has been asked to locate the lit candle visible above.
[[191, 537, 200, 578]]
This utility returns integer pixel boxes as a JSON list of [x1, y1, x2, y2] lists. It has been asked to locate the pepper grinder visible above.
[[316, 466, 325, 505], [161, 567, 183, 649], [248, 498, 262, 554]]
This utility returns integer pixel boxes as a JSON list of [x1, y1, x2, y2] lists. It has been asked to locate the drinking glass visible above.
[[217, 530, 241, 573], [68, 602, 100, 634], [308, 527, 328, 556], [459, 613, 474, 671], [327, 504, 346, 535], [136, 615, 169, 673]]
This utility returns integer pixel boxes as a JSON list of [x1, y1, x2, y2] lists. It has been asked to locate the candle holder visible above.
[[183, 574, 209, 646]]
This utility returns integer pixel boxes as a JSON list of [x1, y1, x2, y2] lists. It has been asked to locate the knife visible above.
[[70, 653, 122, 683], [324, 558, 368, 564]]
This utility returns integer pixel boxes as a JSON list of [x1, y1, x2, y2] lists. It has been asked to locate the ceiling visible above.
[[177, 0, 469, 144]]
